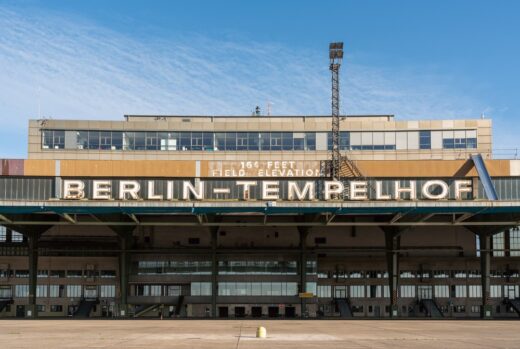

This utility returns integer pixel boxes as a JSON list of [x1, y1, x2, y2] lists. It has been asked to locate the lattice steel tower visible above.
[[329, 42, 343, 180]]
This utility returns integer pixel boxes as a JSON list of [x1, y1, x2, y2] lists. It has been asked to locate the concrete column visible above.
[[27, 233, 38, 318], [211, 229, 218, 318], [479, 233, 492, 318], [118, 233, 132, 317], [385, 230, 400, 318], [299, 228, 309, 318]]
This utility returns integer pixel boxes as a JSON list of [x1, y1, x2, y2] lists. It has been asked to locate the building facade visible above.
[[0, 114, 519, 319]]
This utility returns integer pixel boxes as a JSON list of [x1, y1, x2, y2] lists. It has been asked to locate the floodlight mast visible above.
[[329, 42, 343, 181]]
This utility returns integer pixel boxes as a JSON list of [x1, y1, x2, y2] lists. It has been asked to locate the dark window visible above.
[[282, 132, 293, 151], [188, 238, 200, 245], [236, 133, 248, 150], [134, 132, 146, 150], [111, 132, 123, 150], [305, 133, 316, 150], [225, 132, 236, 151], [203, 132, 214, 150], [215, 133, 226, 151], [145, 132, 158, 150], [260, 133, 270, 150], [191, 132, 203, 151], [270, 132, 282, 150], [99, 131, 112, 150], [315, 237, 327, 244], [419, 131, 431, 149], [88, 131, 100, 150], [248, 133, 259, 151]]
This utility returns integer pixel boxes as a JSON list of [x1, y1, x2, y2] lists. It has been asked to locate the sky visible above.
[[1, 0, 519, 158]]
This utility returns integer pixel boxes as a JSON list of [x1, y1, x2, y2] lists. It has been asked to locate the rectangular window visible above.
[[454, 285, 467, 298], [191, 282, 212, 296], [248, 133, 259, 151], [0, 286, 12, 298], [15, 284, 29, 297], [66, 285, 82, 298], [215, 133, 226, 151], [270, 132, 282, 150], [88, 131, 100, 150], [36, 285, 47, 297], [281, 132, 293, 151], [134, 132, 146, 150], [305, 133, 316, 150], [317, 285, 331, 298], [49, 285, 63, 298], [468, 285, 482, 298], [0, 226, 6, 242], [12, 231, 24, 243], [400, 285, 415, 298], [236, 133, 248, 151], [100, 270, 116, 278], [511, 228, 520, 257], [225, 132, 236, 151], [99, 285, 116, 298], [99, 131, 112, 150], [490, 285, 502, 298], [350, 285, 365, 298], [419, 131, 431, 149], [434, 285, 449, 298], [67, 270, 83, 278], [50, 305, 63, 313]]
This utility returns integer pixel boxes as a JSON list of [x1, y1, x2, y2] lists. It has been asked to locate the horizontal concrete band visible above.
[[1, 159, 517, 177]]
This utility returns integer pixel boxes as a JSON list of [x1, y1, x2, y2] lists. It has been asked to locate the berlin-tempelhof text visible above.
[[62, 179, 474, 201]]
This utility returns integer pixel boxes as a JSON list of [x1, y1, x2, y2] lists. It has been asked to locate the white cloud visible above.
[[0, 6, 487, 157]]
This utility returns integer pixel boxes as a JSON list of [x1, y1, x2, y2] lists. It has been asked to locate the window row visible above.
[[217, 282, 299, 296], [492, 228, 520, 257], [134, 261, 212, 275], [0, 269, 116, 279], [3, 284, 115, 298], [0, 227, 24, 243], [316, 269, 519, 279], [41, 129, 478, 151]]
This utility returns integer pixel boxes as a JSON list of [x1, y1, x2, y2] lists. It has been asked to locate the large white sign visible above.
[[62, 179, 473, 201]]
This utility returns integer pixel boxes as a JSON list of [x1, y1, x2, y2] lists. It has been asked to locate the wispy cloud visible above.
[[0, 6, 487, 157]]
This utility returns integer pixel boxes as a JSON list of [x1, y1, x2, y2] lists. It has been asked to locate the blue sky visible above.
[[1, 0, 519, 157]]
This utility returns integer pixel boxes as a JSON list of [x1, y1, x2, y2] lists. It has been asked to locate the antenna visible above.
[[329, 42, 343, 180]]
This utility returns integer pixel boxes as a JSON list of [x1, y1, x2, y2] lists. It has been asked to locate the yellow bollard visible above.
[[256, 326, 267, 338]]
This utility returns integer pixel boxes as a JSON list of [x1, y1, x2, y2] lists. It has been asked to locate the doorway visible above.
[[285, 306, 296, 318], [234, 306, 245, 318], [418, 285, 433, 300], [374, 305, 381, 317], [268, 306, 279, 318], [16, 305, 24, 318], [218, 306, 229, 318], [334, 286, 347, 298], [251, 306, 262, 318]]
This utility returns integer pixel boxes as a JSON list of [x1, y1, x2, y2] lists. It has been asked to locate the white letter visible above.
[[288, 181, 315, 201], [422, 180, 449, 200], [119, 181, 141, 200], [324, 181, 344, 200], [262, 181, 280, 200], [63, 180, 85, 200], [455, 180, 472, 200], [166, 181, 174, 200], [93, 180, 111, 200], [183, 181, 204, 200], [350, 181, 368, 200], [375, 181, 391, 200], [236, 181, 257, 200], [147, 181, 163, 200], [394, 181, 416, 200]]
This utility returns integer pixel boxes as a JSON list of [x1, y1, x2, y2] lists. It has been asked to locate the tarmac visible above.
[[0, 319, 519, 348]]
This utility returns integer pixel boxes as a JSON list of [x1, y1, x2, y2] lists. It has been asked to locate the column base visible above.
[[390, 305, 399, 318], [481, 305, 493, 319], [25, 304, 37, 318], [119, 304, 129, 318]]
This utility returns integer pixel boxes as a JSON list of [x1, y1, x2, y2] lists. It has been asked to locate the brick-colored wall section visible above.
[[59, 160, 196, 177], [19, 160, 55, 176], [0, 159, 513, 178]]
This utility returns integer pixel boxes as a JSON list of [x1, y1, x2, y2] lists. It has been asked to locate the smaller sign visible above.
[[299, 292, 314, 298]]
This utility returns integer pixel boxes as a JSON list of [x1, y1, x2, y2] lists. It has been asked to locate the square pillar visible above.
[[118, 233, 132, 317], [385, 229, 400, 318], [210, 228, 218, 318], [298, 228, 309, 318], [479, 233, 492, 318], [27, 233, 38, 318]]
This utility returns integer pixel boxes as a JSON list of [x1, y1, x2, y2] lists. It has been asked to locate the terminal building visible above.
[[0, 114, 520, 319]]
